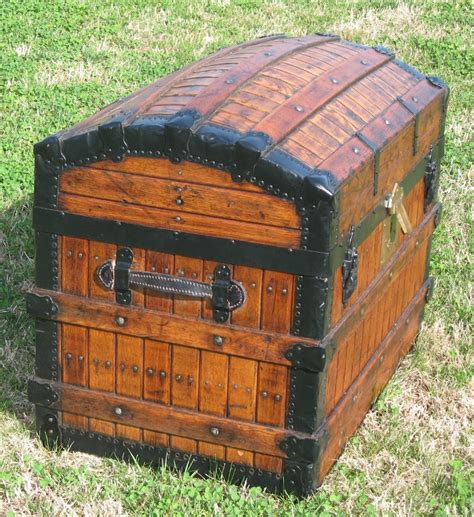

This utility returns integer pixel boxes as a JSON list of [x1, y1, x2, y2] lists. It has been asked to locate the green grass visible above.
[[1, 0, 473, 514]]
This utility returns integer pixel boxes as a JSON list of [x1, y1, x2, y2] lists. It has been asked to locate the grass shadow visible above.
[[0, 194, 36, 428]]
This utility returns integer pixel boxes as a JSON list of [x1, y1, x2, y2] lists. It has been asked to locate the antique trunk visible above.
[[27, 34, 448, 496]]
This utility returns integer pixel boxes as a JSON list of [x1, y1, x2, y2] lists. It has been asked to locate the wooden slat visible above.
[[317, 280, 429, 483], [145, 251, 174, 312], [170, 345, 199, 453], [38, 380, 294, 458], [61, 236, 88, 428], [59, 193, 300, 248], [32, 289, 316, 366], [88, 329, 115, 435], [231, 265, 263, 328], [143, 339, 170, 447], [116, 335, 143, 440], [173, 256, 203, 318], [89, 241, 116, 300], [261, 271, 294, 333]]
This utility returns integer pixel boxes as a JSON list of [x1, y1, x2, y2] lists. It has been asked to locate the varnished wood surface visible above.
[[324, 202, 438, 416], [316, 278, 429, 483], [32, 378, 301, 458]]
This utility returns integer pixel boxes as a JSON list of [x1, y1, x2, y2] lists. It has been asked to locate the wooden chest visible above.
[[27, 34, 448, 496]]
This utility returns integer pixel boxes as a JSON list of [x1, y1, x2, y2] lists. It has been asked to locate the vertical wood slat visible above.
[[88, 241, 116, 434], [170, 345, 199, 453], [143, 340, 170, 446], [116, 335, 143, 441], [145, 251, 174, 312], [61, 236, 89, 429], [226, 357, 258, 466], [173, 256, 204, 318]]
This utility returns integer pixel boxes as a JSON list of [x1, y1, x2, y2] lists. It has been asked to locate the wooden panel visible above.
[[88, 329, 115, 435], [261, 271, 293, 333], [254, 362, 288, 474], [202, 260, 219, 321], [226, 357, 258, 467], [199, 351, 228, 416], [89, 241, 116, 300], [231, 265, 263, 328], [60, 166, 300, 228], [143, 339, 170, 445], [323, 204, 437, 416], [61, 236, 88, 428], [38, 377, 292, 457], [37, 289, 315, 365], [59, 193, 300, 248], [170, 345, 199, 453], [317, 281, 428, 484], [129, 247, 145, 307], [173, 256, 203, 318], [145, 251, 174, 312], [116, 334, 143, 441]]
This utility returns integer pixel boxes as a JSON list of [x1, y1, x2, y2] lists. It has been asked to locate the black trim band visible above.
[[53, 427, 315, 496], [33, 207, 330, 276]]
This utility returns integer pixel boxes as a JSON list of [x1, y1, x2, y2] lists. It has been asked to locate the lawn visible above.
[[0, 0, 472, 514]]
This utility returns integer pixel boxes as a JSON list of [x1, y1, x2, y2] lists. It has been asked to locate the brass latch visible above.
[[381, 183, 412, 263]]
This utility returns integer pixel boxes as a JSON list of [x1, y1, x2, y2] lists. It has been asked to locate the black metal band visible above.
[[54, 426, 315, 496], [33, 207, 330, 276]]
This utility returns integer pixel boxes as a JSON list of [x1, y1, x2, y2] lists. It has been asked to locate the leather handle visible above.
[[96, 248, 245, 323]]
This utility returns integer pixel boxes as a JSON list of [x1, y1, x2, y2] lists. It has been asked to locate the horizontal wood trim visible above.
[[58, 193, 300, 248], [316, 277, 429, 483], [32, 378, 294, 458], [86, 158, 264, 193], [324, 202, 438, 350], [31, 288, 317, 365], [59, 167, 300, 229]]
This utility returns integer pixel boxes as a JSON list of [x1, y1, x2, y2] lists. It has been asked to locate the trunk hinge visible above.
[[342, 226, 358, 306]]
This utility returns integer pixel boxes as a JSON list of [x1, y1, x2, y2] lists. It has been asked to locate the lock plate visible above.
[[381, 183, 412, 264]]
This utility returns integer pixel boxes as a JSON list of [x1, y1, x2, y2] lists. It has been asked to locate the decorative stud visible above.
[[213, 335, 224, 346], [105, 361, 112, 369], [353, 147, 360, 154], [274, 394, 282, 401], [267, 285, 273, 293], [160, 370, 167, 378], [384, 119, 391, 125], [330, 77, 339, 84], [114, 407, 123, 416], [175, 197, 184, 205], [147, 368, 154, 376], [262, 391, 269, 398], [282, 288, 288, 295], [115, 316, 126, 326], [210, 427, 220, 436], [65, 352, 72, 361], [120, 363, 126, 371], [412, 96, 418, 103], [175, 374, 182, 382], [295, 105, 304, 112], [132, 365, 139, 373], [175, 216, 182, 222]]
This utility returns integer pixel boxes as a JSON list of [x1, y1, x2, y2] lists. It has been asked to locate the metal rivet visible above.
[[114, 407, 123, 416], [94, 255, 100, 260], [78, 252, 84, 259], [115, 316, 126, 326], [191, 272, 197, 278], [384, 119, 391, 126], [250, 282, 256, 288], [262, 391, 269, 398], [225, 78, 235, 84], [132, 365, 139, 373], [412, 96, 418, 103], [105, 361, 111, 369], [267, 285, 273, 292], [213, 335, 224, 346], [160, 370, 167, 378], [415, 240, 420, 248], [66, 250, 72, 257], [331, 77, 339, 84], [295, 105, 304, 112], [210, 427, 220, 436], [93, 358, 99, 366], [175, 374, 182, 382], [406, 318, 410, 325], [282, 288, 288, 295], [65, 352, 72, 360], [47, 429, 55, 436], [147, 368, 154, 376], [188, 376, 194, 385], [264, 51, 272, 56], [175, 216, 182, 222], [353, 147, 360, 154], [233, 384, 238, 389], [47, 416, 55, 424], [175, 186, 183, 192], [78, 355, 84, 362], [360, 308, 365, 316], [163, 267, 169, 274], [275, 394, 281, 401], [175, 197, 183, 205], [389, 271, 393, 279], [120, 363, 126, 371], [360, 59, 369, 65]]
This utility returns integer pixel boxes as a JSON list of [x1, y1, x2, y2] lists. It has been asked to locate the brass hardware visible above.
[[381, 183, 413, 264]]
